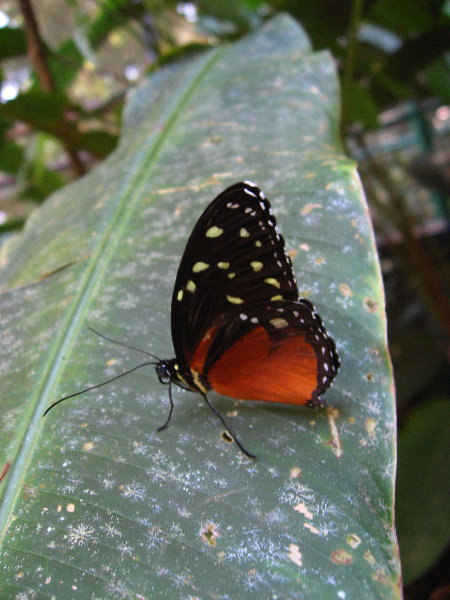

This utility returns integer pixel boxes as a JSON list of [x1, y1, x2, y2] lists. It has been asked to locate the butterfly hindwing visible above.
[[189, 299, 339, 406]]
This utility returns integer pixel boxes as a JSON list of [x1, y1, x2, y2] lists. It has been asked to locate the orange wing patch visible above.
[[203, 326, 318, 405], [189, 326, 218, 380]]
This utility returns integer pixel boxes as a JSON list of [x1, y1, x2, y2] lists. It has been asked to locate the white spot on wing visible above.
[[206, 226, 223, 238], [186, 280, 196, 293], [270, 317, 289, 329], [227, 295, 244, 304], [265, 278, 280, 288], [250, 261, 263, 272], [192, 261, 209, 273]]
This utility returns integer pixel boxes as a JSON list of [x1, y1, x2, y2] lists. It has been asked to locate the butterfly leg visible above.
[[157, 382, 174, 432], [201, 393, 256, 459]]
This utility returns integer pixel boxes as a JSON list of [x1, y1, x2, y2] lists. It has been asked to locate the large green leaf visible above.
[[0, 15, 401, 599]]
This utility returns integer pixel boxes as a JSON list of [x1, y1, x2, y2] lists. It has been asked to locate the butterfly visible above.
[[155, 181, 339, 456], [45, 181, 339, 458]]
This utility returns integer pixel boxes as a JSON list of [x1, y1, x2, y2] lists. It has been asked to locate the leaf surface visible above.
[[0, 15, 401, 599]]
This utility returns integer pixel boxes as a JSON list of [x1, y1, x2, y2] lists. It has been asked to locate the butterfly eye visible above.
[[155, 361, 174, 385]]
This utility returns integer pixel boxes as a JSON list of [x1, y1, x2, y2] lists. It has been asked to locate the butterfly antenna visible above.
[[87, 326, 161, 360], [43, 360, 157, 417], [202, 394, 256, 459]]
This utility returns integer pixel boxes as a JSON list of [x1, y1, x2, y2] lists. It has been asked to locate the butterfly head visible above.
[[155, 358, 177, 384], [155, 358, 195, 392]]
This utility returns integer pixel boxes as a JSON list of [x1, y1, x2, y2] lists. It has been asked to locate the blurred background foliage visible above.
[[0, 1, 448, 598]]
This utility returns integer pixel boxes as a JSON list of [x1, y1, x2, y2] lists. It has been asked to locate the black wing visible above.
[[171, 181, 299, 367]]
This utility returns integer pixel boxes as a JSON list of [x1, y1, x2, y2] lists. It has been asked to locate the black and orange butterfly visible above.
[[45, 182, 339, 457]]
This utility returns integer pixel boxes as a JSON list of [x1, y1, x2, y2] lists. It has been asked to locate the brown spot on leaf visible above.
[[288, 543, 303, 567], [365, 417, 376, 437], [200, 522, 220, 547], [221, 431, 233, 444], [327, 407, 343, 458], [372, 569, 390, 585], [294, 502, 313, 519], [290, 467, 302, 479], [339, 283, 352, 297], [0, 460, 10, 483], [304, 522, 321, 535], [364, 297, 379, 313], [347, 533, 361, 548], [301, 202, 321, 215], [331, 549, 353, 565]]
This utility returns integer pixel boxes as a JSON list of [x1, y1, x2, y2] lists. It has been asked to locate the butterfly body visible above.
[[155, 181, 339, 453]]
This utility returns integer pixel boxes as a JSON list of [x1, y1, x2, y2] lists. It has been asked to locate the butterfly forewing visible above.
[[171, 181, 298, 366]]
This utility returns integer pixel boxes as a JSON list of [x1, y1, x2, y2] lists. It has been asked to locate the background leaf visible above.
[[396, 398, 450, 584], [0, 92, 117, 158], [0, 15, 401, 598], [0, 27, 27, 60]]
